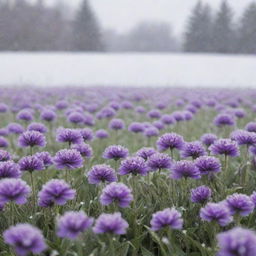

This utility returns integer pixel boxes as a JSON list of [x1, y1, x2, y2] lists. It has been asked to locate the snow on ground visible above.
[[0, 52, 255, 87]]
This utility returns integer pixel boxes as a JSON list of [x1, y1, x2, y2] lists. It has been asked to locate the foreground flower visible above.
[[225, 193, 254, 216], [103, 145, 129, 161], [180, 141, 206, 159], [191, 186, 212, 204], [27, 122, 48, 133], [217, 227, 256, 256], [54, 149, 83, 170], [0, 178, 31, 205], [56, 128, 83, 145], [210, 139, 240, 157], [230, 129, 256, 146], [18, 155, 44, 172], [119, 156, 148, 176], [170, 160, 201, 180], [57, 211, 94, 240], [72, 143, 93, 158], [38, 179, 76, 207], [100, 182, 133, 208], [18, 131, 46, 148], [35, 152, 53, 168], [93, 212, 128, 234], [195, 156, 221, 175], [157, 133, 185, 152], [88, 164, 117, 184], [150, 208, 183, 231], [0, 161, 21, 179], [200, 202, 233, 226], [3, 223, 46, 256], [147, 152, 172, 171], [214, 113, 235, 127], [0, 149, 11, 162], [136, 147, 156, 160]]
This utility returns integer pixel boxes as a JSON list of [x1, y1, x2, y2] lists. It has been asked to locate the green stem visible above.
[[30, 171, 36, 211]]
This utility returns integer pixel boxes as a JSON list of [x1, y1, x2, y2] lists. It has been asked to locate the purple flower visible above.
[[119, 156, 148, 176], [225, 193, 254, 216], [195, 156, 221, 175], [136, 147, 156, 160], [200, 202, 233, 226], [0, 178, 31, 205], [7, 123, 24, 134], [234, 108, 246, 119], [144, 126, 159, 137], [171, 160, 201, 180], [135, 106, 146, 113], [147, 109, 161, 119], [56, 128, 83, 145], [0, 128, 9, 136], [95, 129, 109, 139], [161, 114, 176, 125], [109, 119, 125, 130], [0, 137, 9, 147], [245, 122, 256, 133], [157, 133, 185, 152], [147, 152, 172, 171], [0, 103, 8, 113], [56, 100, 68, 110], [181, 141, 206, 159], [153, 120, 165, 130], [80, 128, 94, 141], [57, 211, 94, 240], [200, 133, 218, 146], [88, 164, 117, 184], [27, 122, 48, 133], [214, 113, 235, 127], [128, 122, 145, 133], [72, 143, 93, 158], [38, 179, 76, 207], [100, 182, 133, 208], [54, 149, 83, 170], [0, 150, 11, 162], [17, 110, 33, 122], [210, 139, 240, 157], [93, 212, 128, 234], [250, 191, 256, 206], [19, 155, 44, 172], [191, 186, 212, 204], [0, 161, 21, 179], [103, 145, 129, 160], [68, 112, 84, 124], [40, 109, 56, 122], [3, 223, 46, 256], [18, 131, 46, 148], [217, 227, 256, 256], [35, 152, 53, 167], [150, 208, 183, 231], [230, 130, 256, 146], [172, 111, 184, 122]]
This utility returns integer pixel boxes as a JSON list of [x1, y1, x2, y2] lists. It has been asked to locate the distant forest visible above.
[[0, 0, 255, 54]]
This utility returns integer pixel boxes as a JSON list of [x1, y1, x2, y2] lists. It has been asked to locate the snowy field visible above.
[[1, 52, 255, 87]]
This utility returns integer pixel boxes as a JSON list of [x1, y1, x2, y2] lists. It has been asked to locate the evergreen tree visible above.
[[212, 1, 235, 53], [238, 2, 256, 54], [72, 0, 103, 51]]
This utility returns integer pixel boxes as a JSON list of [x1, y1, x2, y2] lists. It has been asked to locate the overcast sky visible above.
[[33, 0, 252, 35]]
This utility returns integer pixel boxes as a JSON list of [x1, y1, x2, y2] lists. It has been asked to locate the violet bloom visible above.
[[54, 149, 83, 170], [119, 156, 148, 176], [0, 178, 31, 205], [150, 208, 183, 231], [230, 130, 256, 146], [0, 137, 9, 148], [161, 114, 176, 125], [0, 161, 21, 179], [225, 193, 254, 216], [109, 118, 125, 130], [72, 143, 93, 158], [38, 179, 76, 207], [195, 156, 221, 175], [40, 109, 56, 122], [19, 155, 44, 172], [7, 123, 24, 134], [3, 223, 47, 256], [214, 113, 235, 127], [136, 147, 156, 160], [153, 120, 165, 130], [103, 145, 129, 161], [217, 227, 256, 256], [35, 152, 53, 168], [135, 106, 146, 113], [0, 150, 11, 162], [128, 122, 145, 133], [100, 182, 133, 208], [95, 129, 109, 139], [57, 211, 94, 240], [68, 112, 84, 124], [80, 128, 94, 141], [56, 128, 83, 145], [27, 122, 48, 133], [147, 153, 172, 171], [171, 160, 201, 180], [17, 110, 33, 122], [147, 109, 161, 119], [144, 126, 159, 137], [191, 186, 212, 204], [0, 103, 8, 113], [0, 128, 9, 136], [200, 133, 218, 147], [157, 133, 185, 152], [245, 122, 256, 133], [172, 111, 184, 122], [18, 131, 46, 148], [93, 212, 128, 235], [183, 111, 193, 121], [200, 202, 233, 226], [210, 139, 240, 157], [180, 141, 206, 159], [251, 191, 256, 206], [234, 108, 246, 119], [88, 164, 117, 184]]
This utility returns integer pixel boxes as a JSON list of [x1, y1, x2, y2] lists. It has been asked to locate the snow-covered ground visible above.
[[1, 53, 255, 87]]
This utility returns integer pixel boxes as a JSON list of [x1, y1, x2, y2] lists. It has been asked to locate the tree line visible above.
[[0, 0, 255, 54]]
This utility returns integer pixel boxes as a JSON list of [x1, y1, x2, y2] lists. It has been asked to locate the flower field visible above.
[[0, 87, 256, 256]]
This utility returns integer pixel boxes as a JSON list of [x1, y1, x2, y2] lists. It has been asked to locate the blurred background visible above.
[[0, 0, 255, 87]]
